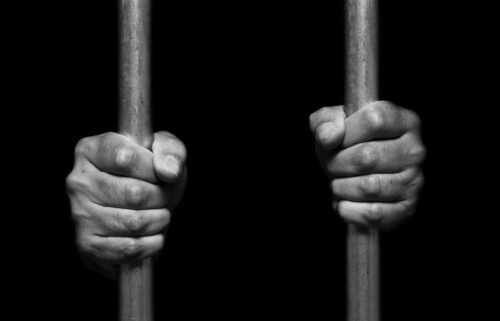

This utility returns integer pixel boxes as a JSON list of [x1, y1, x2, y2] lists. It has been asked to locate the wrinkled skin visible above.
[[310, 101, 426, 229], [67, 101, 425, 277], [66, 131, 187, 277]]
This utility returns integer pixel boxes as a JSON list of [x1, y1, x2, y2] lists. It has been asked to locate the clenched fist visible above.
[[310, 101, 425, 229], [66, 131, 187, 277]]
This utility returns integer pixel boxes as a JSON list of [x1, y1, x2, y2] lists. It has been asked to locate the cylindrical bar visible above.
[[345, 1, 379, 321], [119, 1, 153, 321]]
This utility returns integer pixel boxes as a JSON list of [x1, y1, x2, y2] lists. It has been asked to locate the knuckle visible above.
[[377, 101, 398, 114], [65, 173, 87, 194], [100, 131, 117, 142], [364, 103, 388, 131], [99, 132, 136, 170], [363, 203, 383, 225], [122, 211, 147, 233], [70, 198, 92, 225], [124, 184, 149, 208], [407, 142, 427, 164], [120, 239, 141, 258], [354, 145, 378, 171], [71, 207, 89, 224], [74, 137, 92, 157], [360, 175, 381, 198], [65, 173, 78, 192], [113, 146, 135, 170], [415, 172, 425, 189]]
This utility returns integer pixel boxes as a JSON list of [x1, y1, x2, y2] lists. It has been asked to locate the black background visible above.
[[4, 1, 498, 320]]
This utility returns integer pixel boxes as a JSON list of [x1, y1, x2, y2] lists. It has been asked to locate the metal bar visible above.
[[119, 1, 153, 320], [345, 1, 379, 321]]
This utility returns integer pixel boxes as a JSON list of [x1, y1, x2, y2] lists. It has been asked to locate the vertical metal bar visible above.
[[345, 1, 379, 321], [119, 1, 153, 321]]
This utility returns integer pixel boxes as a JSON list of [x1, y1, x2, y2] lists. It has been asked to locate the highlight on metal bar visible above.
[[118, 1, 153, 320], [345, 0, 380, 321]]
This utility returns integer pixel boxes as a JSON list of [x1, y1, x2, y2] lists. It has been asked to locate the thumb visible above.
[[310, 105, 346, 150], [152, 131, 187, 183]]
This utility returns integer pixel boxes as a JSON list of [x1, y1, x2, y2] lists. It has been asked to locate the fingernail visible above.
[[164, 155, 180, 176]]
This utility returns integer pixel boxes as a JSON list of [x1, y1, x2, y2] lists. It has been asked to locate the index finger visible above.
[[75, 132, 158, 184], [343, 101, 420, 148]]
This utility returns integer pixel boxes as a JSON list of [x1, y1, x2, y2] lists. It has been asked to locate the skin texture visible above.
[[66, 131, 187, 277], [310, 101, 425, 229], [67, 102, 423, 276]]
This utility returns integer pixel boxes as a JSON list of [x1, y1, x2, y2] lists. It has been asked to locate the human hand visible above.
[[310, 101, 425, 229], [66, 131, 187, 277]]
